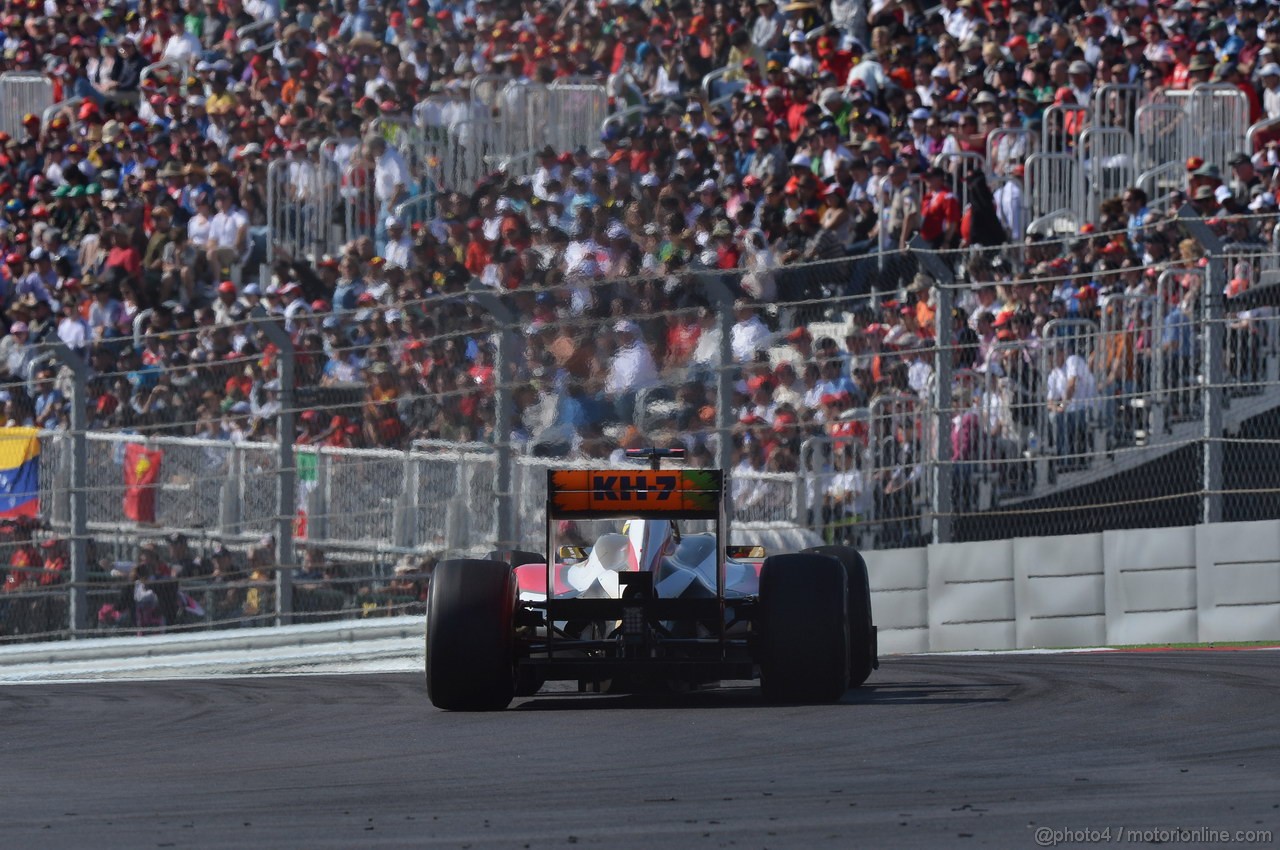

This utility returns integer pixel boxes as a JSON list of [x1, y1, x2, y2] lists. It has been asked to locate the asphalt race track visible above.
[[3, 651, 1278, 849]]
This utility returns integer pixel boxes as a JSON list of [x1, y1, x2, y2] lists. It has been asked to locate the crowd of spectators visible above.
[[0, 521, 433, 636], [0, 0, 1278, 528]]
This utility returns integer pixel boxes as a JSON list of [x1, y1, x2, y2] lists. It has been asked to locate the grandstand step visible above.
[[998, 385, 1280, 507]]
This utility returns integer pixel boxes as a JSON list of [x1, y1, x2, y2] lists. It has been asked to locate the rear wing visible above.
[[547, 469, 723, 520]]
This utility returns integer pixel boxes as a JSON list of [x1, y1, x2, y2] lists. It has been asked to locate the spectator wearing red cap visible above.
[[783, 324, 813, 363], [211, 280, 240, 325], [743, 374, 777, 422]]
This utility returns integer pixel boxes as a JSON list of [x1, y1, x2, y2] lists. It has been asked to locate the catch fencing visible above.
[[9, 215, 1280, 642]]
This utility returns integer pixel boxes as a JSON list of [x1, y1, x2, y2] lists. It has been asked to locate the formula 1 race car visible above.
[[425, 448, 877, 710]]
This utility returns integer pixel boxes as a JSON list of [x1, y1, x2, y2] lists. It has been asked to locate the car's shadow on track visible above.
[[512, 680, 1011, 711], [839, 681, 1011, 706]]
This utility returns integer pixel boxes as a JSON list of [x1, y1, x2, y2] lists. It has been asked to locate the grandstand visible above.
[[2, 0, 1280, 638]]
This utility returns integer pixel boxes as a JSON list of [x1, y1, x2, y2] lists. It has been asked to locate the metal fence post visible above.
[[1177, 208, 1225, 524], [467, 284, 515, 549], [698, 274, 738, 514], [394, 450, 416, 549], [912, 240, 955, 544], [220, 446, 238, 536], [49, 344, 89, 635], [1202, 256, 1226, 525], [251, 308, 295, 624], [313, 449, 330, 542]]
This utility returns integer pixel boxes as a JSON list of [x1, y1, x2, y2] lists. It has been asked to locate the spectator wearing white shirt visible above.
[[531, 145, 562, 201], [993, 165, 1025, 239], [605, 320, 659, 423], [329, 121, 361, 172], [1, 321, 34, 379], [818, 123, 854, 180], [383, 218, 412, 269], [977, 360, 1013, 457], [1046, 343, 1097, 465], [1260, 63, 1280, 120], [906, 340, 935, 395], [206, 188, 250, 276], [243, 0, 280, 22], [368, 136, 409, 213], [944, 0, 982, 42], [161, 20, 203, 69], [786, 31, 816, 77], [750, 0, 785, 51], [845, 41, 887, 100], [87, 283, 125, 340], [18, 249, 57, 304], [689, 309, 722, 381], [730, 301, 772, 363], [57, 302, 89, 352], [281, 283, 314, 334]]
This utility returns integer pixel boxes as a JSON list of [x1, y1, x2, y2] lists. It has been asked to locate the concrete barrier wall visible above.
[[865, 547, 928, 655], [1196, 520, 1280, 643], [1015, 533, 1105, 649], [1103, 526, 1197, 646], [866, 519, 1280, 652], [927, 539, 1015, 652]]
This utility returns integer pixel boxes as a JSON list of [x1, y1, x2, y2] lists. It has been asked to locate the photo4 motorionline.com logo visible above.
[[1034, 826, 1273, 846]]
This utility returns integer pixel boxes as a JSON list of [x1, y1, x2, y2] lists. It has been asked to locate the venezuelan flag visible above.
[[0, 426, 40, 519]]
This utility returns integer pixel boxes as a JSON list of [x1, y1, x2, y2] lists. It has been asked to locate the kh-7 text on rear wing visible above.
[[556, 543, 766, 561], [547, 468, 723, 520]]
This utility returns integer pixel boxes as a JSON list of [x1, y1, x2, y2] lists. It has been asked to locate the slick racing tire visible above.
[[758, 553, 850, 703], [804, 545, 878, 687], [514, 667, 546, 698], [426, 559, 516, 711]]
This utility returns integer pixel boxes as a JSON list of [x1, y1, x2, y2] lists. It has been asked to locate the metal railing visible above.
[[1025, 153, 1082, 224], [0, 72, 53, 139]]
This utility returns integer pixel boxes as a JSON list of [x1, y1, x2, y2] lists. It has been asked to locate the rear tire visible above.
[[804, 545, 878, 686], [425, 559, 516, 711], [757, 553, 850, 703], [515, 666, 545, 697]]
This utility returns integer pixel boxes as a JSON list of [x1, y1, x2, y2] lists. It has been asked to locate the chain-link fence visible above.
[[8, 211, 1280, 642]]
